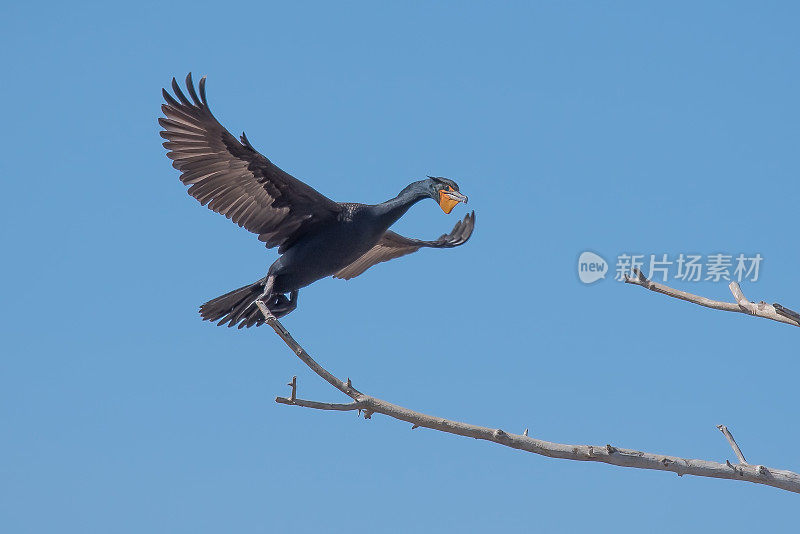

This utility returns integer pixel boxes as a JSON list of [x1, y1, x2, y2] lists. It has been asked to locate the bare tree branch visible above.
[[256, 303, 800, 494], [624, 268, 800, 327]]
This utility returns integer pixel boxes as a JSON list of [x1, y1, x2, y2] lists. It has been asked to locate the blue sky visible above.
[[2, 1, 798, 532]]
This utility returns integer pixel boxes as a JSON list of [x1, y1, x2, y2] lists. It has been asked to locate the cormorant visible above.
[[160, 74, 475, 327]]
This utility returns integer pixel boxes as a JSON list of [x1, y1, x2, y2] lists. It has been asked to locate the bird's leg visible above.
[[252, 275, 280, 320], [258, 275, 275, 301], [255, 276, 298, 318], [269, 290, 299, 318]]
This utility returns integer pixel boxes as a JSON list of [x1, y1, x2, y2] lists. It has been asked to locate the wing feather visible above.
[[333, 211, 475, 280], [160, 73, 341, 252]]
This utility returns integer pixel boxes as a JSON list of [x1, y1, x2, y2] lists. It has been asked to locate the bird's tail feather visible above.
[[199, 277, 268, 328]]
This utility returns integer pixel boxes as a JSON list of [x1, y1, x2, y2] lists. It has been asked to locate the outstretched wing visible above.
[[160, 73, 341, 252], [333, 211, 475, 280]]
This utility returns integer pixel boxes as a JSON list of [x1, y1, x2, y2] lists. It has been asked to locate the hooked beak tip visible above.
[[446, 191, 468, 204]]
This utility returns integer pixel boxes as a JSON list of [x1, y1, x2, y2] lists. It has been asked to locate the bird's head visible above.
[[425, 176, 468, 214]]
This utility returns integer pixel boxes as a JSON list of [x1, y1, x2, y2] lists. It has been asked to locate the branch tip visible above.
[[623, 267, 653, 289], [717, 425, 748, 465]]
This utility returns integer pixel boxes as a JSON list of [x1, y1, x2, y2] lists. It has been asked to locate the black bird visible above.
[[160, 74, 474, 327]]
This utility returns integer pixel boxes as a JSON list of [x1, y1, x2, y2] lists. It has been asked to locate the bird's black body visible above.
[[160, 74, 474, 327], [270, 193, 433, 293], [269, 203, 388, 293]]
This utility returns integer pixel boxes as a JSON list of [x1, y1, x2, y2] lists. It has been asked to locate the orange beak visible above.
[[438, 186, 468, 214]]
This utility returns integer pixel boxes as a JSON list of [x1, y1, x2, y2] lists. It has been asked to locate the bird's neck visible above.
[[373, 185, 428, 227]]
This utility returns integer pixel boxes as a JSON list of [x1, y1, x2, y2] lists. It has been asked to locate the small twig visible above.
[[258, 304, 800, 494], [624, 268, 799, 327], [274, 374, 363, 411], [275, 396, 363, 411], [717, 425, 748, 465]]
